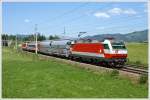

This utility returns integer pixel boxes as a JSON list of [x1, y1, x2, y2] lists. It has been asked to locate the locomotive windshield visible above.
[[111, 42, 126, 49], [103, 44, 110, 49]]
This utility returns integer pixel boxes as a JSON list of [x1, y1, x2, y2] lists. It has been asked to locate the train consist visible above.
[[21, 38, 128, 67]]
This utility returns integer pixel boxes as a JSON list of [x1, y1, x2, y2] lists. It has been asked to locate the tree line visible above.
[[2, 34, 60, 41]]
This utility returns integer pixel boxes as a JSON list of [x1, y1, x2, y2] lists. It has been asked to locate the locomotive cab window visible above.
[[112, 45, 126, 49], [111, 42, 126, 49], [103, 44, 109, 49]]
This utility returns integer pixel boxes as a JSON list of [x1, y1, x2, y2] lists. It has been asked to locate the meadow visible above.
[[126, 43, 148, 66], [2, 47, 148, 98]]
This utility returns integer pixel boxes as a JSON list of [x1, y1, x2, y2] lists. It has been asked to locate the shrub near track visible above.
[[2, 47, 148, 98]]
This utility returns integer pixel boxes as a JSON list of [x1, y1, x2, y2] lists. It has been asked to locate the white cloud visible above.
[[24, 19, 30, 23], [108, 7, 137, 15], [108, 8, 123, 15], [94, 12, 110, 18], [93, 7, 137, 18], [123, 9, 137, 15]]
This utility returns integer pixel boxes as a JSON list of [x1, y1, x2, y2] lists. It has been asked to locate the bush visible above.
[[139, 74, 148, 84], [110, 69, 119, 78], [127, 58, 130, 63], [135, 61, 141, 65]]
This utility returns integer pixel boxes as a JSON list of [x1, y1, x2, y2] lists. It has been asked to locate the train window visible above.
[[67, 42, 71, 45], [112, 45, 126, 49], [103, 44, 109, 49], [111, 41, 124, 45], [111, 42, 126, 49], [28, 45, 35, 47], [49, 43, 52, 46]]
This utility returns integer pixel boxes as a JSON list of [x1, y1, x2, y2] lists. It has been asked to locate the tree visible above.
[[1, 33, 46, 42], [49, 35, 59, 40], [2, 34, 17, 40], [22, 35, 34, 41], [37, 33, 46, 41], [2, 34, 9, 40]]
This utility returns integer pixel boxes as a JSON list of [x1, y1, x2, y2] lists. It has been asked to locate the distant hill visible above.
[[84, 29, 148, 42]]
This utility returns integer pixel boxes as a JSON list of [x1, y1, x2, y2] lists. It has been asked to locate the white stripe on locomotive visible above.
[[72, 51, 104, 57]]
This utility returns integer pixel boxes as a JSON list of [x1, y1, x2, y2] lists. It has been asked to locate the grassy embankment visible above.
[[2, 47, 148, 98], [126, 43, 148, 67]]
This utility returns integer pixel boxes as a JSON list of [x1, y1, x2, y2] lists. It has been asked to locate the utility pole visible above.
[[34, 24, 38, 54], [15, 34, 17, 49], [64, 27, 66, 35]]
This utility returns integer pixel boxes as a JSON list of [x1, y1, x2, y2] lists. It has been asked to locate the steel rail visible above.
[[120, 66, 148, 75]]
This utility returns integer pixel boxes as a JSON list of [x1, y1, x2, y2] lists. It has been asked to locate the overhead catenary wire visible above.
[[23, 3, 147, 38], [49, 13, 147, 37], [22, 2, 89, 35], [69, 21, 147, 38], [41, 3, 112, 33], [78, 17, 147, 34], [40, 3, 147, 35], [23, 3, 114, 33], [84, 20, 147, 37], [38, 2, 89, 27], [73, 12, 147, 32]]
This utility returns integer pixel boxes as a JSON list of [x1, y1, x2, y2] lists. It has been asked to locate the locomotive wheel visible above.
[[100, 61, 107, 67], [77, 57, 83, 62], [90, 59, 94, 63], [69, 56, 74, 60]]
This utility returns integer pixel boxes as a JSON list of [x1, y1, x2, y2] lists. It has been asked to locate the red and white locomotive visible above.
[[21, 38, 127, 67], [70, 38, 127, 66]]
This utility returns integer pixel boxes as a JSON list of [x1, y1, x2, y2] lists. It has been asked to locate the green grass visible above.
[[126, 43, 148, 66], [2, 47, 148, 98]]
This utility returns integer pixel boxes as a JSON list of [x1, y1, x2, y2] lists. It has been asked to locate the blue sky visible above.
[[3, 2, 148, 37]]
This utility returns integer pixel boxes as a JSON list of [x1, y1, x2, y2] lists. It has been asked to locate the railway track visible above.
[[22, 50, 148, 75], [124, 64, 147, 69], [120, 66, 148, 75]]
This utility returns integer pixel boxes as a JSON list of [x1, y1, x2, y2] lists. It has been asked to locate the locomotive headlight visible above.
[[112, 50, 116, 53], [118, 50, 127, 54], [123, 50, 127, 54]]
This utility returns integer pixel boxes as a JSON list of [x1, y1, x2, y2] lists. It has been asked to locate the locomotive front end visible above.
[[103, 39, 128, 67]]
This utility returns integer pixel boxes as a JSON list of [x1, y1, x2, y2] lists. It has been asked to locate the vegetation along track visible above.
[[22, 50, 148, 75]]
